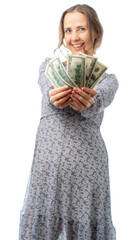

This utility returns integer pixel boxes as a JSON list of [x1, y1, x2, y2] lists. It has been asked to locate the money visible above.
[[87, 61, 108, 89], [79, 52, 97, 86], [46, 62, 69, 88], [50, 57, 77, 88], [45, 54, 108, 89], [67, 54, 86, 88]]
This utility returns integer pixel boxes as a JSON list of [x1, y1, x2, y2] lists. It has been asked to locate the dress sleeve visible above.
[[38, 57, 52, 96], [80, 73, 119, 118]]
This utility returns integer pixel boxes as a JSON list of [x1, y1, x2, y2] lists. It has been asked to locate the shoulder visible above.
[[101, 72, 117, 81], [100, 72, 119, 87], [39, 57, 51, 75], [38, 57, 52, 88], [94, 72, 119, 96]]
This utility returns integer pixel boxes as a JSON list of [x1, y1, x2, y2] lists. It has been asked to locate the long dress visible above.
[[19, 57, 119, 240]]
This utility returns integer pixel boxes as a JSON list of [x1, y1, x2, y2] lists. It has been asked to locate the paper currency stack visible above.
[[45, 53, 108, 89]]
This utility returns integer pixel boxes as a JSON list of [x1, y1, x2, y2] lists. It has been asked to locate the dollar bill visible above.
[[79, 52, 97, 86], [45, 54, 108, 90], [50, 57, 77, 88], [45, 62, 71, 88], [67, 54, 86, 88], [87, 61, 108, 89]]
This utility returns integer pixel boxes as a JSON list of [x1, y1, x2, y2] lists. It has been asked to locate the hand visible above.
[[70, 87, 97, 111], [49, 86, 72, 109]]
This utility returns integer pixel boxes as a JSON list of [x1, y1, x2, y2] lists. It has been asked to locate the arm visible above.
[[38, 58, 51, 96], [70, 73, 119, 118], [38, 58, 73, 108], [82, 73, 119, 117], [38, 59, 118, 116], [49, 86, 72, 108]]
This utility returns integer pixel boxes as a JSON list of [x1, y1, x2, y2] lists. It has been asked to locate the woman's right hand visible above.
[[49, 86, 72, 109]]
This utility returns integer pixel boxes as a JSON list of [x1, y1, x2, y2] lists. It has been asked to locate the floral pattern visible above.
[[19, 58, 119, 240]]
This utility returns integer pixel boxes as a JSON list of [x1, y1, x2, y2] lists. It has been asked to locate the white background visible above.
[[0, 0, 135, 239]]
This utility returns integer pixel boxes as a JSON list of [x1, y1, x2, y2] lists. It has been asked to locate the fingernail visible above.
[[64, 86, 69, 89], [67, 89, 72, 93], [72, 93, 76, 97]]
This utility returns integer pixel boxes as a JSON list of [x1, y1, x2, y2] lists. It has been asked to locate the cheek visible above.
[[84, 33, 91, 43], [64, 35, 70, 44]]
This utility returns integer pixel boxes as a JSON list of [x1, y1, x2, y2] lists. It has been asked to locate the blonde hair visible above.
[[58, 4, 103, 53]]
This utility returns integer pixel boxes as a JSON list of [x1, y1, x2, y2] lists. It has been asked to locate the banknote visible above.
[[45, 62, 71, 88], [67, 54, 86, 88], [79, 52, 97, 86], [87, 61, 108, 89], [50, 57, 77, 88], [45, 54, 108, 90]]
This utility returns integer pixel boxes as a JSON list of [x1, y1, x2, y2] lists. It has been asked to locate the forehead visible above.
[[64, 11, 88, 28]]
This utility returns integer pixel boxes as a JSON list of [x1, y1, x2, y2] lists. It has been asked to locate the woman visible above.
[[19, 4, 118, 240]]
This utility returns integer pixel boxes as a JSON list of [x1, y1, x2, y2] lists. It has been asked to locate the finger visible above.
[[70, 101, 83, 111], [81, 87, 97, 97], [70, 101, 86, 111], [71, 95, 86, 110], [69, 102, 79, 110], [50, 89, 72, 103], [71, 91, 94, 107], [59, 98, 73, 109], [70, 99, 93, 111], [53, 94, 72, 108], [49, 85, 70, 97], [72, 88, 93, 102]]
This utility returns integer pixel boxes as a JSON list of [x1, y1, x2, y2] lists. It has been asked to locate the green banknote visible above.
[[79, 52, 97, 86], [87, 61, 108, 89], [45, 54, 108, 90], [67, 54, 86, 88], [50, 57, 77, 88], [45, 62, 69, 88]]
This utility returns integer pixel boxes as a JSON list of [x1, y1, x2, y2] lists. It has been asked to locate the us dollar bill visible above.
[[50, 57, 77, 88], [79, 52, 97, 86], [67, 54, 86, 88], [45, 62, 72, 88], [87, 61, 108, 89]]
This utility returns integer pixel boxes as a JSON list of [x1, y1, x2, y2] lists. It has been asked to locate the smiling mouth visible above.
[[72, 43, 85, 49]]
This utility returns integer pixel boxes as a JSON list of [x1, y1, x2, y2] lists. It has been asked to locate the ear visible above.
[[92, 29, 98, 42], [94, 38, 98, 47], [94, 31, 98, 40]]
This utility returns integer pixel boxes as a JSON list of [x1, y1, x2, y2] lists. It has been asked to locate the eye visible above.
[[79, 27, 86, 32], [65, 28, 71, 33]]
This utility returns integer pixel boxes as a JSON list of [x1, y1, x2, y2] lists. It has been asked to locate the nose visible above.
[[71, 31, 79, 41]]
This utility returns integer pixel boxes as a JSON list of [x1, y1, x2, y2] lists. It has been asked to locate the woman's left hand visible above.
[[70, 87, 97, 111]]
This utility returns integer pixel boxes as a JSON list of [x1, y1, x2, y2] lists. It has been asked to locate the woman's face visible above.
[[63, 11, 97, 56]]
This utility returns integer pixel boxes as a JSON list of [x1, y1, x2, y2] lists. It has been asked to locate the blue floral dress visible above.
[[19, 57, 119, 240]]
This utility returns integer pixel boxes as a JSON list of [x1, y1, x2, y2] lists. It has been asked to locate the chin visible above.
[[72, 49, 85, 55]]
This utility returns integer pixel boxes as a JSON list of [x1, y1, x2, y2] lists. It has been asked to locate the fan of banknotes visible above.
[[45, 52, 108, 89]]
